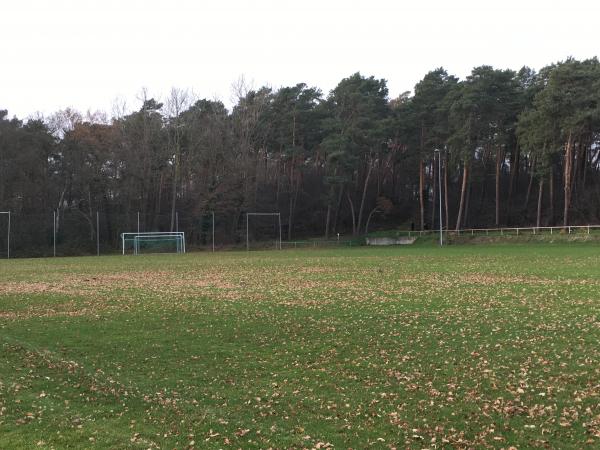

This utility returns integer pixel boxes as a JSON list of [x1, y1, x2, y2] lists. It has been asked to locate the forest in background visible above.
[[1, 57, 600, 256]]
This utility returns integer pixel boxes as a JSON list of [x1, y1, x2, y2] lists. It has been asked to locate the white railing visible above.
[[280, 240, 354, 248], [401, 225, 600, 237]]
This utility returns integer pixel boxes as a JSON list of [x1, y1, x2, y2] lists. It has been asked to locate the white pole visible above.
[[137, 211, 140, 234], [212, 211, 215, 252], [53, 210, 56, 257], [122, 234, 125, 255]]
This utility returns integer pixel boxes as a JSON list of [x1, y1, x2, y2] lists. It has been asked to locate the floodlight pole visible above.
[[434, 149, 443, 247], [246, 213, 249, 251], [175, 211, 179, 232], [137, 211, 140, 234]]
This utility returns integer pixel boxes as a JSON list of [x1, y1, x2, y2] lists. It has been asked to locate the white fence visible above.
[[401, 225, 600, 237], [282, 225, 600, 249], [281, 240, 354, 248]]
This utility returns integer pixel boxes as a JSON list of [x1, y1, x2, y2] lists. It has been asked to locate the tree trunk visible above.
[[495, 148, 504, 226], [356, 161, 373, 236], [571, 141, 581, 209], [102, 193, 113, 245], [430, 158, 437, 228], [419, 122, 426, 230], [549, 166, 554, 226], [444, 155, 449, 231], [332, 184, 344, 234], [563, 131, 573, 227], [582, 146, 588, 189], [288, 176, 300, 241], [364, 207, 379, 235], [253, 150, 261, 207], [287, 162, 295, 240], [524, 157, 536, 212], [419, 158, 425, 230], [463, 176, 472, 228], [478, 174, 487, 212], [376, 153, 382, 197], [536, 177, 544, 228], [0, 151, 4, 206], [89, 190, 95, 240], [170, 128, 181, 232], [55, 183, 67, 234], [325, 202, 331, 239], [287, 188, 294, 241], [506, 145, 519, 224], [346, 192, 356, 236], [275, 148, 282, 205], [325, 168, 338, 238], [455, 162, 469, 231], [154, 172, 163, 230]]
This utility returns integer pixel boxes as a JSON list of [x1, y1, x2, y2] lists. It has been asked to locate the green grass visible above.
[[1, 245, 599, 448]]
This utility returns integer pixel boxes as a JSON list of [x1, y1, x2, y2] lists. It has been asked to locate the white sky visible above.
[[1, 0, 599, 119]]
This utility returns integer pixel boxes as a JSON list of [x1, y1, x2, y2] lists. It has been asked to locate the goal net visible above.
[[121, 232, 185, 255]]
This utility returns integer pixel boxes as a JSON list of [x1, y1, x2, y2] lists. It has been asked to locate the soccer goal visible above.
[[0, 211, 10, 259], [121, 232, 185, 255], [246, 212, 282, 250]]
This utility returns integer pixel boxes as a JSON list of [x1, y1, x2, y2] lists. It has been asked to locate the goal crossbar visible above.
[[121, 232, 185, 255]]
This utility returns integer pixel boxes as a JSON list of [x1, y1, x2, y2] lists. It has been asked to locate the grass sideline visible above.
[[1, 245, 599, 448]]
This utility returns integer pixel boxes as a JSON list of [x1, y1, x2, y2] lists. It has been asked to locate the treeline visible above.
[[1, 58, 600, 255]]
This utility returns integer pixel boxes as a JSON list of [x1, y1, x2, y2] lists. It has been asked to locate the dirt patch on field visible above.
[[0, 269, 245, 320], [457, 273, 545, 285], [2, 265, 593, 320], [0, 270, 238, 297], [0, 281, 86, 296], [0, 307, 91, 321], [64, 271, 237, 291]]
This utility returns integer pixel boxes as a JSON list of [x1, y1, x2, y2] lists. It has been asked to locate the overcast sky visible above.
[[2, 0, 599, 119]]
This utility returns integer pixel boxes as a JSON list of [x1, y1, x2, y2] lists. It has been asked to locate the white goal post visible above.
[[121, 232, 185, 255], [246, 212, 282, 251], [0, 211, 10, 259]]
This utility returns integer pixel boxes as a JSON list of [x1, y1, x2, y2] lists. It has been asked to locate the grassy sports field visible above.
[[1, 245, 599, 449]]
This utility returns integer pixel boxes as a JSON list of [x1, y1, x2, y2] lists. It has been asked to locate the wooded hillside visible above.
[[1, 58, 600, 255]]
